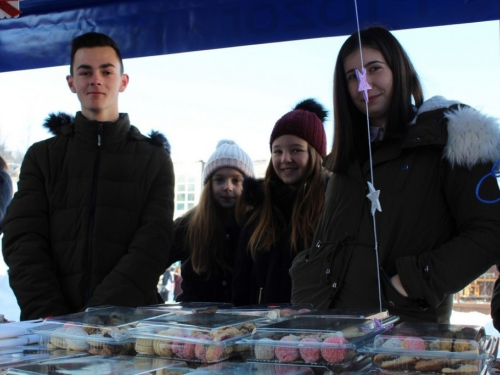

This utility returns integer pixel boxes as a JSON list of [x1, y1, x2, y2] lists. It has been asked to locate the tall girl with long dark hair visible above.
[[232, 99, 329, 306]]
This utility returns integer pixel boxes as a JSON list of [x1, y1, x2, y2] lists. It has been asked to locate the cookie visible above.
[[441, 364, 479, 374], [171, 333, 196, 359], [414, 358, 450, 372], [321, 334, 348, 364], [254, 338, 275, 360], [135, 338, 155, 355], [65, 326, 89, 351], [194, 333, 212, 360], [275, 335, 300, 362], [379, 355, 419, 370], [49, 327, 68, 349], [299, 336, 321, 363]]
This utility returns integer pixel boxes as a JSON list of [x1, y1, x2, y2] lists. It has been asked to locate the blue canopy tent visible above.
[[0, 0, 498, 73]]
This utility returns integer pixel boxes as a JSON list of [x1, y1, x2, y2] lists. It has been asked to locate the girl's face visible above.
[[272, 135, 310, 185], [344, 46, 393, 127], [211, 167, 244, 209]]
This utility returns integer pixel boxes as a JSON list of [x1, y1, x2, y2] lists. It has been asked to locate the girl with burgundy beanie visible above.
[[232, 98, 330, 306]]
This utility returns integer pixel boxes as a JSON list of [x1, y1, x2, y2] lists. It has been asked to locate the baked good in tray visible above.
[[245, 316, 378, 367], [30, 306, 169, 355], [365, 322, 495, 374], [131, 312, 262, 363]]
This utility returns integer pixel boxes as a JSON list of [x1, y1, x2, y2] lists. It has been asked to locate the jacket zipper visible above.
[[84, 123, 103, 303]]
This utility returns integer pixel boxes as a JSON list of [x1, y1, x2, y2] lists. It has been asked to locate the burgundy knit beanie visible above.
[[270, 98, 328, 157]]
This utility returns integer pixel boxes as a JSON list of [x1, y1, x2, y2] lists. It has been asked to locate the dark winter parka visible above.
[[2, 112, 175, 320], [232, 177, 305, 306], [491, 267, 500, 331], [291, 96, 500, 323], [169, 211, 241, 303]]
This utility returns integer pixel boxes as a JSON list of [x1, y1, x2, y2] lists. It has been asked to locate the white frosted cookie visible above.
[[65, 326, 90, 351]]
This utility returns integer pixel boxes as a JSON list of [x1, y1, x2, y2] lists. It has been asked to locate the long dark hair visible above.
[[325, 26, 423, 172], [246, 145, 327, 259], [186, 178, 232, 278]]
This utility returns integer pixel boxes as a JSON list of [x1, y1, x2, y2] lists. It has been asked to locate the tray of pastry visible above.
[[28, 306, 170, 354], [357, 322, 498, 374], [0, 346, 51, 369], [139, 302, 234, 315], [297, 308, 399, 326], [3, 354, 187, 375], [240, 317, 381, 369], [130, 313, 266, 363], [218, 303, 314, 320]]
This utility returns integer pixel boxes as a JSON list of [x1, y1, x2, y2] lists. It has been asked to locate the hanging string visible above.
[[353, 0, 383, 313]]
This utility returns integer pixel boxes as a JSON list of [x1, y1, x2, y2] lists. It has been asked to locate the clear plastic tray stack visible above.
[[131, 312, 266, 364], [241, 316, 382, 371], [29, 306, 171, 355], [357, 322, 498, 374]]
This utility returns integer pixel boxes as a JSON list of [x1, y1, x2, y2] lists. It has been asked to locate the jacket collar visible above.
[[73, 111, 131, 148]]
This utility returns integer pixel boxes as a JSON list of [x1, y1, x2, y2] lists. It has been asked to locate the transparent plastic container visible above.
[[0, 346, 49, 370], [188, 361, 323, 374], [130, 312, 266, 363], [297, 308, 399, 327], [357, 322, 498, 374], [221, 303, 314, 320], [29, 306, 170, 355], [242, 317, 380, 370], [3, 354, 187, 375], [139, 302, 234, 315]]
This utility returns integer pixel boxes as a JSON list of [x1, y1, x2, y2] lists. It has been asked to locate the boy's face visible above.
[[66, 46, 129, 122]]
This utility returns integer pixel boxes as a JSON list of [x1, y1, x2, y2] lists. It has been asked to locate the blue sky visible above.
[[0, 21, 498, 165]]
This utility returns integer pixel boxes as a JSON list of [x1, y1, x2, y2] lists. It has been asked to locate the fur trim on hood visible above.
[[42, 112, 171, 154], [415, 96, 500, 169], [148, 130, 171, 154], [43, 112, 75, 135]]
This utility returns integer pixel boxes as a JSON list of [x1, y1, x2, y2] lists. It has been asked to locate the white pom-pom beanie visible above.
[[203, 140, 255, 184]]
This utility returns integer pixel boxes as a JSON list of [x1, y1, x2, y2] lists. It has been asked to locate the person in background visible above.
[[232, 99, 330, 306], [0, 155, 13, 233], [169, 140, 254, 302], [2, 32, 175, 320], [158, 268, 172, 302], [290, 26, 500, 323]]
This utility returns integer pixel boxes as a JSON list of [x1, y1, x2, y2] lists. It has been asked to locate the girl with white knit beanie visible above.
[[167, 140, 254, 302]]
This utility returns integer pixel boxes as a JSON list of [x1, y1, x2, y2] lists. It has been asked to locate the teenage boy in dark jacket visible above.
[[2, 32, 175, 321]]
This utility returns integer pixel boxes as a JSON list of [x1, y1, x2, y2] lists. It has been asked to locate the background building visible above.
[[173, 158, 269, 219]]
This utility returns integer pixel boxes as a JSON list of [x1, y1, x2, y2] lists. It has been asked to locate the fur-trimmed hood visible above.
[[43, 112, 171, 154], [411, 96, 500, 169]]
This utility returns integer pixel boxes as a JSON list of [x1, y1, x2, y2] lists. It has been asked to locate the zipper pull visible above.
[[97, 123, 103, 147]]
